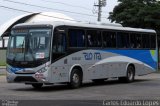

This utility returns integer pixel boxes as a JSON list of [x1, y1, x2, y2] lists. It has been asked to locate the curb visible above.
[[0, 68, 6, 75], [0, 66, 6, 69]]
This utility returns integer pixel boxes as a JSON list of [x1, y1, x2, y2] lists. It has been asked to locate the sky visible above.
[[0, 0, 118, 47], [0, 0, 118, 25]]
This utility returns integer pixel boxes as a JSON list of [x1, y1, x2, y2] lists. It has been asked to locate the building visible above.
[[0, 12, 74, 48]]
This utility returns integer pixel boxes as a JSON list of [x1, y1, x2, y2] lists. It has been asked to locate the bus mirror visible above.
[[0, 36, 2, 41]]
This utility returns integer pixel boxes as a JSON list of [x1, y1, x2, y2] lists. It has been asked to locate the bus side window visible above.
[[57, 34, 66, 52], [97, 31, 102, 47], [130, 33, 142, 48], [68, 29, 85, 47], [130, 33, 137, 48], [136, 34, 142, 48], [87, 30, 95, 47], [103, 31, 116, 48], [52, 33, 66, 53], [87, 34, 93, 46], [150, 34, 156, 49], [52, 34, 57, 53], [87, 30, 102, 47], [102, 31, 108, 47], [142, 34, 150, 48], [117, 32, 129, 48]]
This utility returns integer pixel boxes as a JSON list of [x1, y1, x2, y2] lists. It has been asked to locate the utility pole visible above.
[[94, 0, 106, 22]]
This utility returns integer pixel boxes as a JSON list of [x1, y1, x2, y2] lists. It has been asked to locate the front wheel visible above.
[[69, 69, 82, 89], [32, 83, 43, 89]]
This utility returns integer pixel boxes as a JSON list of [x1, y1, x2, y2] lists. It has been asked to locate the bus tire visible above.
[[119, 65, 135, 83], [32, 83, 43, 89], [69, 69, 82, 89]]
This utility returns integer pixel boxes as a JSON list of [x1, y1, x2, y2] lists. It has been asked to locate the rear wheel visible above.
[[32, 83, 43, 89], [119, 65, 135, 83], [69, 69, 82, 89]]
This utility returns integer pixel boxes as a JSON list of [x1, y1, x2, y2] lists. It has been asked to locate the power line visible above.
[[3, 0, 109, 18], [3, 0, 104, 18], [0, 5, 81, 22], [40, 0, 110, 13], [40, 0, 91, 11]]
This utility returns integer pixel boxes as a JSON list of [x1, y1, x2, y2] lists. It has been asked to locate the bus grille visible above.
[[14, 76, 38, 82]]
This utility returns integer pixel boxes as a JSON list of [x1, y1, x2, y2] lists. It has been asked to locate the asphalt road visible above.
[[0, 72, 160, 106]]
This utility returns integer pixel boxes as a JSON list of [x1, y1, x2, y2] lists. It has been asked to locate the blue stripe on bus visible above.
[[101, 50, 157, 69], [8, 66, 25, 73]]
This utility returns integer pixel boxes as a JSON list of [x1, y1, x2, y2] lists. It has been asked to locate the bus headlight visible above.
[[37, 67, 48, 73], [35, 67, 49, 81]]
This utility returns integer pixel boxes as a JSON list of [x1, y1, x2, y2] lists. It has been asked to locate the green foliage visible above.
[[0, 62, 6, 66], [109, 0, 160, 31]]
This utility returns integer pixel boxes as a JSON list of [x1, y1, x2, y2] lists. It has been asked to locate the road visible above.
[[0, 72, 160, 105]]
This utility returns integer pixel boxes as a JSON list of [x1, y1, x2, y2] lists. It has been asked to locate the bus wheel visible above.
[[32, 83, 43, 89], [119, 65, 135, 83], [69, 69, 82, 89]]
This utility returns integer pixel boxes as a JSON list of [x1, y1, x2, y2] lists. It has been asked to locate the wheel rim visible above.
[[72, 73, 79, 83], [128, 67, 134, 81]]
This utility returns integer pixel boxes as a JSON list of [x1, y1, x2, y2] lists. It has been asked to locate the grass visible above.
[[0, 62, 6, 66], [0, 74, 6, 76], [0, 62, 6, 76]]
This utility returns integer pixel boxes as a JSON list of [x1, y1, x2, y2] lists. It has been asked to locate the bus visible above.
[[6, 21, 158, 89]]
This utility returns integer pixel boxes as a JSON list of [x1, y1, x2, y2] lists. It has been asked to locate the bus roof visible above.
[[13, 21, 156, 33]]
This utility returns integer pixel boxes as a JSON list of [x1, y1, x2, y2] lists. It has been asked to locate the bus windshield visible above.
[[7, 28, 51, 64]]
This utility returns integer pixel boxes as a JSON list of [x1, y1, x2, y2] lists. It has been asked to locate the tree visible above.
[[109, 0, 160, 67], [108, 0, 160, 30]]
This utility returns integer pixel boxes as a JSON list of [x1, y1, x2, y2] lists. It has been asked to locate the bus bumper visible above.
[[6, 72, 50, 84]]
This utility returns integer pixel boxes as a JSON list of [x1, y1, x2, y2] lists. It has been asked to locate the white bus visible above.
[[6, 21, 158, 89]]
